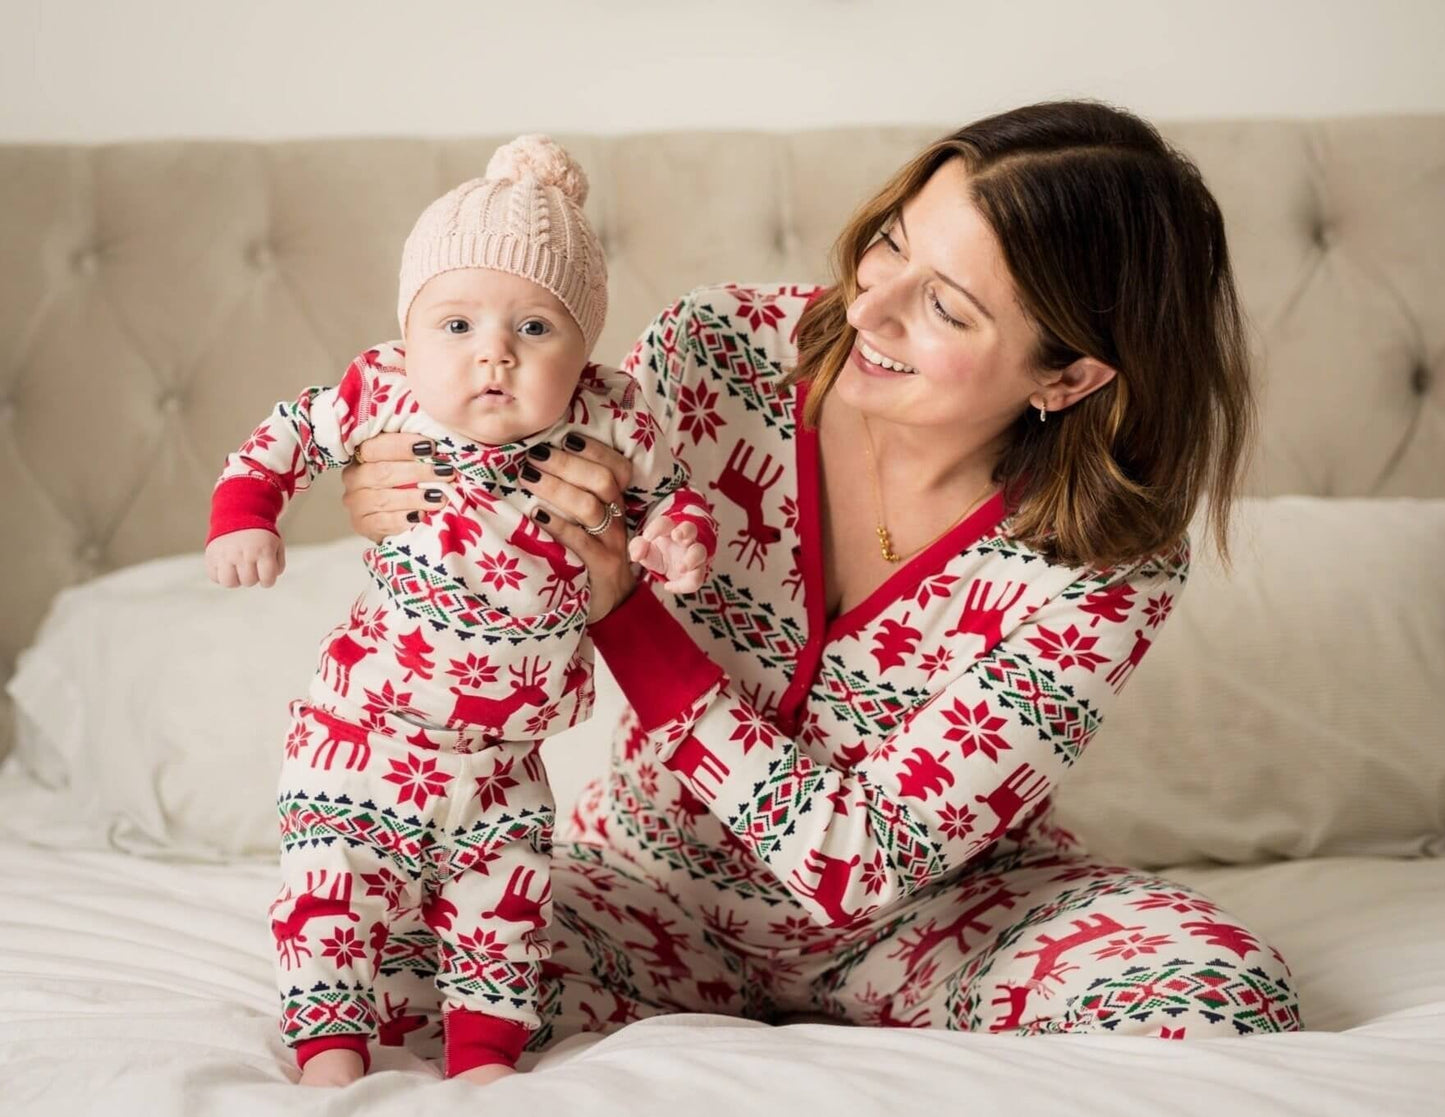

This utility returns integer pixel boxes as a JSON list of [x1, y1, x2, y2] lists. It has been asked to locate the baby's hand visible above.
[[206, 528, 286, 588], [628, 516, 709, 595]]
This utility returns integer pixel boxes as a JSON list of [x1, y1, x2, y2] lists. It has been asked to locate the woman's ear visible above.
[[1039, 356, 1117, 412]]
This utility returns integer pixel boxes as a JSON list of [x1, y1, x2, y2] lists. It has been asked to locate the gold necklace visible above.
[[860, 413, 996, 564]]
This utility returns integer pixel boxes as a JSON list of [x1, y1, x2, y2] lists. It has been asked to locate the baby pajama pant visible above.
[[270, 701, 555, 1075]]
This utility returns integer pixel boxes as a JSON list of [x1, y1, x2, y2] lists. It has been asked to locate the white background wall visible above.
[[3, 0, 1442, 141]]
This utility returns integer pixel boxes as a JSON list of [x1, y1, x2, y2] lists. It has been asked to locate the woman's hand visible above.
[[519, 434, 636, 623], [341, 434, 456, 542]]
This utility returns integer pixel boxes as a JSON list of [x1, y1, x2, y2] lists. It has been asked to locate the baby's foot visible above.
[[297, 1048, 365, 1087], [457, 1063, 518, 1087]]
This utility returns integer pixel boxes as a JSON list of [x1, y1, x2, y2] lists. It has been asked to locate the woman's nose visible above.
[[847, 276, 903, 336]]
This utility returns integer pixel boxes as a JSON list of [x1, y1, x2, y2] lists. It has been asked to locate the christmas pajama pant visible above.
[[271, 701, 555, 1074], [354, 780, 1302, 1057]]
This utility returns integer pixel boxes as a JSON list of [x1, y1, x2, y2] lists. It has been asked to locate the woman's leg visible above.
[[815, 851, 1302, 1038]]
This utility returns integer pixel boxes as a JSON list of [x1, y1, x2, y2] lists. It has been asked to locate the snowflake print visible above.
[[1129, 890, 1222, 915], [382, 752, 453, 809], [361, 867, 407, 912], [912, 574, 960, 609], [727, 706, 778, 755], [1093, 932, 1174, 961], [447, 652, 499, 689], [456, 926, 509, 966], [918, 646, 954, 681], [1143, 592, 1175, 629], [768, 914, 828, 943], [730, 288, 787, 333], [321, 927, 364, 968], [284, 721, 312, 760], [780, 495, 799, 532], [860, 850, 889, 895], [474, 756, 519, 812], [636, 761, 659, 798], [937, 801, 977, 841], [240, 427, 276, 456], [677, 380, 724, 445], [354, 606, 388, 643], [362, 679, 422, 722], [629, 410, 659, 452], [478, 551, 525, 592], [1026, 624, 1108, 672], [940, 698, 1011, 762], [524, 702, 559, 737]]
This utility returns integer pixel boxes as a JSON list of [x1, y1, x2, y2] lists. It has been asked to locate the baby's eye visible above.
[[519, 319, 551, 338], [443, 319, 470, 334]]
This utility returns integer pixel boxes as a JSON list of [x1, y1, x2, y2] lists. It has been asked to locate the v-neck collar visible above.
[[775, 380, 1009, 732]]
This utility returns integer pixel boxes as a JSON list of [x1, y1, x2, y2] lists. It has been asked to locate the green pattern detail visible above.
[[437, 806, 554, 881], [971, 646, 1102, 765], [610, 767, 793, 906], [813, 653, 926, 737], [279, 979, 379, 1042], [378, 929, 441, 978], [685, 574, 807, 670], [278, 790, 430, 878], [435, 954, 539, 1015], [725, 751, 830, 861], [689, 298, 796, 436]]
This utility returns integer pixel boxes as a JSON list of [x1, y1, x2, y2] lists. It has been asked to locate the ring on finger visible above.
[[583, 500, 622, 536]]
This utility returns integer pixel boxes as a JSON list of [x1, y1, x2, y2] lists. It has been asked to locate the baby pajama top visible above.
[[207, 342, 716, 1073]]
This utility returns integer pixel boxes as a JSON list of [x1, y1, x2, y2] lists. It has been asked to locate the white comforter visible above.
[[3, 816, 1443, 1116]]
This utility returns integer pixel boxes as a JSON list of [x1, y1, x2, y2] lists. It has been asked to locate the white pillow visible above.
[[4, 538, 616, 859], [1054, 497, 1445, 866]]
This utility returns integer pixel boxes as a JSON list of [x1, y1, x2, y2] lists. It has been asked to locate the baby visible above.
[[204, 136, 714, 1087]]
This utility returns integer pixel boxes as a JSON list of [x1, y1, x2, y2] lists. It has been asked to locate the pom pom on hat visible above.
[[484, 134, 589, 207]]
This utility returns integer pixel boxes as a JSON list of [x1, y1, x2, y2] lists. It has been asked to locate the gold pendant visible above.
[[877, 524, 901, 563]]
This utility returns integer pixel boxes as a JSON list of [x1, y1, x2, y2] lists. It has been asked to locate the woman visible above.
[[344, 101, 1301, 1045]]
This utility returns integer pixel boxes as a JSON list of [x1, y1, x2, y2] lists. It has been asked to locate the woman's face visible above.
[[840, 158, 1046, 440]]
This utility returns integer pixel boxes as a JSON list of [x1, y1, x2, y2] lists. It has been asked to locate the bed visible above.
[[1, 119, 1442, 1115]]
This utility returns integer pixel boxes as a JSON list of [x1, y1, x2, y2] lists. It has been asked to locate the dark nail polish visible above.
[[411, 440, 434, 456], [563, 433, 585, 451], [520, 465, 542, 483], [432, 463, 455, 477], [526, 444, 551, 461], [424, 488, 444, 503], [533, 509, 551, 524], [406, 510, 421, 523]]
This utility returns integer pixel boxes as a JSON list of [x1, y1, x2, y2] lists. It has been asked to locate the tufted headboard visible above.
[[1, 119, 1442, 756]]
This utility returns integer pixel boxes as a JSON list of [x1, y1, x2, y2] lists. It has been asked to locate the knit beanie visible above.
[[397, 134, 607, 351]]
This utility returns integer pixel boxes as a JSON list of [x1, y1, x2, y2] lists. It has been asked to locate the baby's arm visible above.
[[205, 346, 406, 588], [629, 490, 716, 594]]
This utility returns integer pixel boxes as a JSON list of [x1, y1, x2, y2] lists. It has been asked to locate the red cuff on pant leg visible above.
[[296, 1034, 371, 1073], [444, 1008, 531, 1076]]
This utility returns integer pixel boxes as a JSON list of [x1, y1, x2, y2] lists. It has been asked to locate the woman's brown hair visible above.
[[787, 100, 1256, 570]]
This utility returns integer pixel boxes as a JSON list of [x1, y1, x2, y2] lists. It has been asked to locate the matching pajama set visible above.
[[207, 342, 716, 1074]]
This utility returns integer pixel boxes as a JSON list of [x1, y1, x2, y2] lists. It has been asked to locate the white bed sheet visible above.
[[2, 817, 1443, 1116]]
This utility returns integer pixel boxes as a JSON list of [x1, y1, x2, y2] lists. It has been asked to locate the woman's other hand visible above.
[[518, 434, 636, 623], [342, 434, 455, 542]]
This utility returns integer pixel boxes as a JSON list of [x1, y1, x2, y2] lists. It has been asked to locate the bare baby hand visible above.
[[628, 516, 709, 594], [206, 528, 286, 588]]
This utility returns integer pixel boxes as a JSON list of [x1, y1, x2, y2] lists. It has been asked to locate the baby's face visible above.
[[403, 268, 588, 446]]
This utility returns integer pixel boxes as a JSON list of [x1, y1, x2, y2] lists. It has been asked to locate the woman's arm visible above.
[[582, 544, 1187, 929]]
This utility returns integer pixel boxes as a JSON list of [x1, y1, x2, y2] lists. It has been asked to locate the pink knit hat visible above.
[[397, 135, 607, 351]]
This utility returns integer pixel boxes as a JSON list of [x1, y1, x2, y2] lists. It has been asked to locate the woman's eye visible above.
[[880, 229, 902, 254], [519, 319, 551, 338], [443, 319, 469, 334], [928, 290, 968, 331]]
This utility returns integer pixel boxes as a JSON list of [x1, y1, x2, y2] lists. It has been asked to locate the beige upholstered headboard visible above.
[[1, 119, 1442, 756]]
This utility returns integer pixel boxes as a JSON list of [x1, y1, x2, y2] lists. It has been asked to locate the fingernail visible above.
[[406, 510, 421, 523], [521, 465, 542, 483], [526, 444, 552, 461], [424, 488, 444, 503], [563, 433, 585, 451], [432, 463, 455, 477], [411, 440, 434, 456], [533, 509, 551, 524]]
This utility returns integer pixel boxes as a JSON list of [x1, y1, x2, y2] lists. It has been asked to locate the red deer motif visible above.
[[622, 906, 691, 974], [320, 602, 379, 696], [974, 764, 1050, 844], [480, 866, 551, 934], [1015, 913, 1146, 987], [989, 982, 1037, 1032], [945, 580, 1028, 648], [271, 870, 359, 969], [709, 439, 783, 570], [507, 516, 586, 608], [889, 883, 1023, 975], [308, 706, 373, 771], [663, 735, 731, 799], [449, 657, 550, 733], [789, 850, 868, 928], [377, 992, 428, 1046]]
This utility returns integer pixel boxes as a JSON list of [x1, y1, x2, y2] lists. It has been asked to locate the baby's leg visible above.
[[273, 703, 428, 1084], [432, 738, 555, 1082]]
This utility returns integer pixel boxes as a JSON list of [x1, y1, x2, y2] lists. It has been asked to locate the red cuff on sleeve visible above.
[[444, 1009, 531, 1076], [207, 475, 284, 545], [295, 1034, 371, 1073], [588, 582, 726, 732]]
